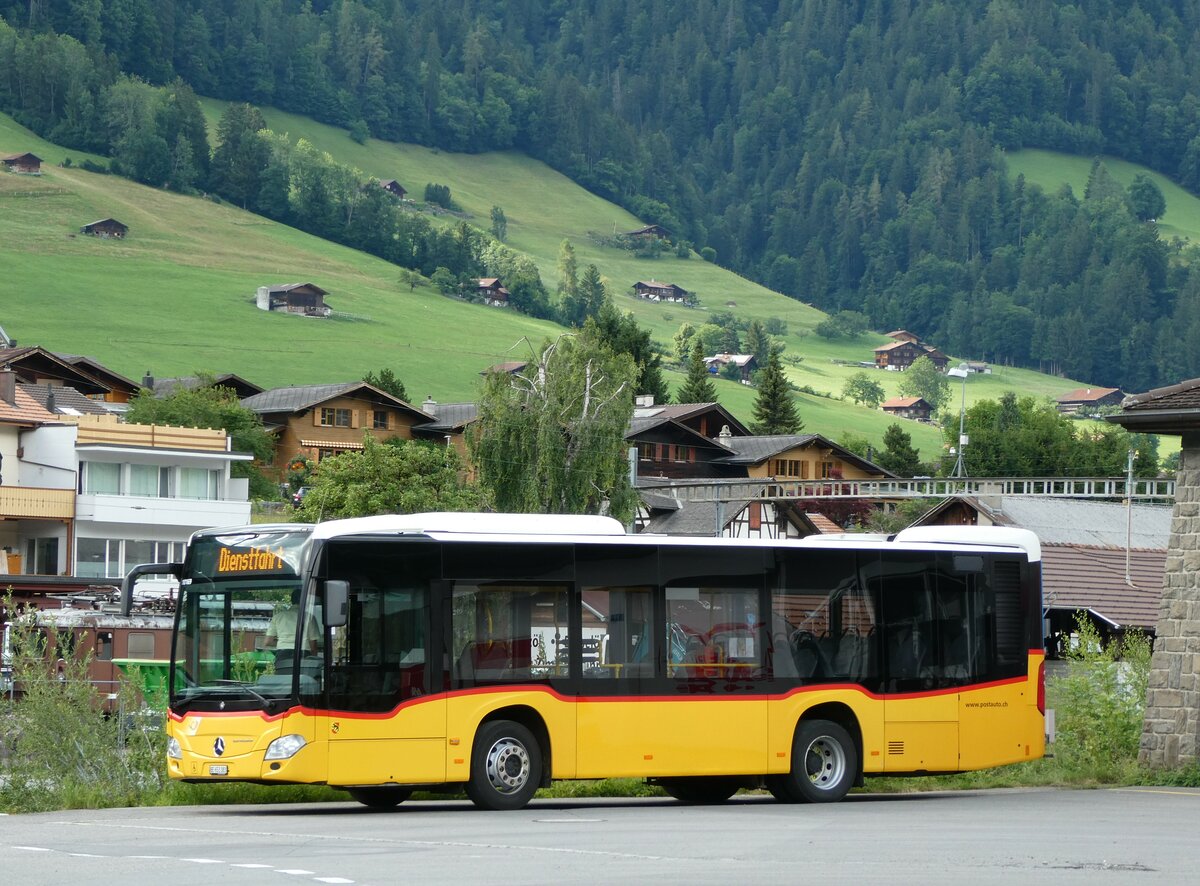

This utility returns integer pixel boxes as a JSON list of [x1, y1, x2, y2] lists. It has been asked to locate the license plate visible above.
[[208, 764, 229, 776]]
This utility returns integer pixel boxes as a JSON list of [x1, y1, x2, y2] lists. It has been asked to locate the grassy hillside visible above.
[[1006, 148, 1200, 244], [2, 106, 1107, 463]]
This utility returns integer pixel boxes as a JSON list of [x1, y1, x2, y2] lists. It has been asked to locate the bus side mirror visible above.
[[325, 580, 349, 628], [121, 562, 182, 616]]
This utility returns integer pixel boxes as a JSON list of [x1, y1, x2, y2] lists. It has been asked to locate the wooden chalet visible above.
[[150, 372, 264, 400], [713, 433, 894, 484], [632, 280, 691, 303], [240, 381, 435, 475], [1055, 386, 1124, 415], [624, 224, 671, 241], [80, 218, 127, 239], [880, 396, 933, 422], [378, 179, 407, 198], [704, 352, 757, 382], [873, 340, 948, 372], [0, 346, 113, 398], [480, 361, 528, 376], [2, 152, 42, 174], [255, 283, 332, 317], [477, 278, 510, 307]]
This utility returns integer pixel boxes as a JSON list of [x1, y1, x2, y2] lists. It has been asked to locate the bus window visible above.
[[450, 583, 569, 685], [773, 550, 877, 684], [665, 585, 762, 681], [581, 586, 655, 680]]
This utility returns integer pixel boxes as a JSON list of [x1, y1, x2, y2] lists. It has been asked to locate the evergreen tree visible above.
[[751, 350, 803, 435], [676, 342, 717, 404], [876, 424, 922, 476]]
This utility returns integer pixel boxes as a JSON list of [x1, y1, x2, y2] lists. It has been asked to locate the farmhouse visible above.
[[477, 277, 510, 306], [2, 152, 42, 174], [1055, 386, 1124, 415], [378, 179, 407, 198], [873, 340, 949, 372], [632, 280, 691, 303], [255, 283, 331, 317], [241, 381, 434, 473], [704, 352, 757, 382], [880, 396, 932, 421], [80, 218, 127, 239], [624, 224, 670, 241]]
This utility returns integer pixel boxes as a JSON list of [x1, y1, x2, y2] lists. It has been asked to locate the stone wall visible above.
[[1141, 434, 1200, 767]]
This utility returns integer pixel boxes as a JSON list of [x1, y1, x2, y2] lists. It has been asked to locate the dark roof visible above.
[[711, 434, 894, 477], [1107, 377, 1200, 433], [1042, 544, 1164, 630], [2, 152, 41, 163], [241, 382, 430, 419], [639, 402, 752, 437], [54, 353, 139, 393], [481, 362, 528, 375], [415, 402, 478, 433], [153, 373, 264, 399], [265, 282, 327, 296], [0, 346, 111, 395], [81, 217, 126, 229], [20, 383, 109, 415]]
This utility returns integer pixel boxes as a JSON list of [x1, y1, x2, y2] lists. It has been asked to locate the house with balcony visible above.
[[5, 408, 251, 590]]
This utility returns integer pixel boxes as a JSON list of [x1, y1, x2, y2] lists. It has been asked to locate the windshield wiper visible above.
[[207, 679, 272, 707]]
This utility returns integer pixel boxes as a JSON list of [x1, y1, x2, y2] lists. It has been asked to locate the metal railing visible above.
[[639, 476, 1177, 503]]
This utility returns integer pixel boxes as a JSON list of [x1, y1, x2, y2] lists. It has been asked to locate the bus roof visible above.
[[307, 512, 1041, 561]]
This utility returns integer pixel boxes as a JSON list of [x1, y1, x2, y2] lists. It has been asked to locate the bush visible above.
[[1048, 613, 1151, 782], [348, 120, 370, 144], [424, 182, 459, 210], [700, 246, 717, 263]]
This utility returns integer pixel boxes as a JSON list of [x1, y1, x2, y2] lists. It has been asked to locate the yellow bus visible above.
[[127, 513, 1045, 810]]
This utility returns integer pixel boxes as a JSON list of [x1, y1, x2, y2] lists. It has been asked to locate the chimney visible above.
[[142, 370, 154, 389], [0, 368, 14, 405], [635, 394, 654, 408], [45, 386, 56, 414], [423, 395, 437, 416], [718, 424, 732, 439]]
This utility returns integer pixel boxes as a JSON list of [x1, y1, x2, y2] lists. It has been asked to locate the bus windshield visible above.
[[171, 527, 314, 711]]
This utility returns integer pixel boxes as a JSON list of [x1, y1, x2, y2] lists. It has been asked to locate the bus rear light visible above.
[[1037, 660, 1046, 715]]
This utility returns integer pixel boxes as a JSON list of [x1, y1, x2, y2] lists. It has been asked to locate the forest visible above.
[[4, 1, 1200, 391]]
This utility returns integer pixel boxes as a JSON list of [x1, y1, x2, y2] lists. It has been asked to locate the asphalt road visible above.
[[2, 787, 1197, 885]]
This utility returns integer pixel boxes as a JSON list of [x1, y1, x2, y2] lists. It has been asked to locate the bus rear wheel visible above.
[[658, 777, 741, 805], [769, 719, 858, 804], [348, 786, 412, 808], [466, 720, 542, 811]]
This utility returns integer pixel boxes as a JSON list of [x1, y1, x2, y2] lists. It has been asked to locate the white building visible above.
[[1, 403, 251, 581]]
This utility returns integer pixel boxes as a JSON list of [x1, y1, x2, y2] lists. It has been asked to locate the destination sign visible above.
[[216, 545, 287, 574]]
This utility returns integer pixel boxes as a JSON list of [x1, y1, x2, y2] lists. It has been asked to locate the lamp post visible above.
[[947, 364, 970, 478]]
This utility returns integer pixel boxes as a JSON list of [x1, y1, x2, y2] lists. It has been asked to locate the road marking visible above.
[[314, 879, 355, 884], [1115, 788, 1200, 798], [230, 863, 274, 868], [182, 857, 225, 863], [14, 846, 51, 852], [275, 869, 315, 875]]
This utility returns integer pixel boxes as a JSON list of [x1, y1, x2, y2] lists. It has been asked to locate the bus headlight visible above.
[[167, 737, 182, 759], [264, 734, 307, 760]]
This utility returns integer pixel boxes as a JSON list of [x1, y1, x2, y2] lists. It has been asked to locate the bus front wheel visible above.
[[348, 786, 412, 808], [768, 719, 858, 804], [466, 720, 542, 811]]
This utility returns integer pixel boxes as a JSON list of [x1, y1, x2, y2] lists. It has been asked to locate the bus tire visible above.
[[466, 720, 542, 811], [773, 719, 858, 804], [658, 777, 740, 805], [348, 786, 412, 808]]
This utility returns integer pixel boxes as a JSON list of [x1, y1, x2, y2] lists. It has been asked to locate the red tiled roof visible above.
[[1057, 387, 1120, 403], [0, 386, 57, 424], [881, 396, 925, 408]]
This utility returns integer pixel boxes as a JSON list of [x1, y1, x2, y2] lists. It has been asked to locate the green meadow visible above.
[[2, 106, 1138, 462]]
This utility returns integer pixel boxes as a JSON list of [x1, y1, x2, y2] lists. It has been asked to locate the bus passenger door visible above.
[[322, 546, 446, 787]]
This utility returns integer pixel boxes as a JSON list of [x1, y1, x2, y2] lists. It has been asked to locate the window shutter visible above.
[[351, 410, 360, 429], [312, 409, 322, 427]]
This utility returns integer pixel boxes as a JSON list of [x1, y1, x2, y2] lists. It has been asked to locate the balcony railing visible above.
[[0, 486, 75, 519]]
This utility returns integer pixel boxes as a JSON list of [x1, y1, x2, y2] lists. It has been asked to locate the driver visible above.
[[264, 589, 318, 670]]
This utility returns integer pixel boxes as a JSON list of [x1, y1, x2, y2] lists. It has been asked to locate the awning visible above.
[[299, 439, 365, 450]]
